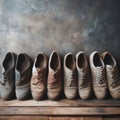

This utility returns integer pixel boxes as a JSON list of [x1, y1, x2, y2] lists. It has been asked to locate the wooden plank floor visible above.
[[0, 116, 120, 120], [0, 99, 119, 119]]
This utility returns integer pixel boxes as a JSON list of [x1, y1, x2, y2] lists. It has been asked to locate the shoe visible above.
[[47, 51, 62, 100], [1, 52, 16, 100], [76, 51, 91, 100], [64, 53, 77, 99], [102, 52, 120, 99], [31, 53, 48, 100], [15, 53, 32, 100], [89, 51, 107, 99]]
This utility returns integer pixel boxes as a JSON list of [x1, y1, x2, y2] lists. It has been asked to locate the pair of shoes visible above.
[[0, 52, 32, 100], [31, 51, 62, 101], [64, 52, 92, 100], [90, 51, 120, 99]]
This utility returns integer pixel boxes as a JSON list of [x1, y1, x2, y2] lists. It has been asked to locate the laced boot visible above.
[[47, 51, 62, 100], [64, 53, 77, 99], [1, 52, 16, 100], [31, 53, 48, 100], [76, 52, 92, 100], [15, 53, 32, 100], [89, 51, 107, 99], [102, 52, 120, 99]]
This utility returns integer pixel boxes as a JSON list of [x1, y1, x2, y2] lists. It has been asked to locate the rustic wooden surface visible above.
[[0, 99, 119, 116], [0, 106, 120, 116], [0, 99, 120, 107], [0, 116, 120, 120]]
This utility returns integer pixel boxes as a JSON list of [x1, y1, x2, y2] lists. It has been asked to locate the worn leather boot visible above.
[[102, 52, 120, 99], [15, 53, 32, 100], [76, 52, 91, 100], [31, 53, 48, 100], [89, 51, 107, 99], [47, 51, 62, 100], [64, 53, 77, 100], [1, 52, 16, 100]]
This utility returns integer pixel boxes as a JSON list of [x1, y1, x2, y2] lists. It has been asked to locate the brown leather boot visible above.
[[102, 52, 120, 99], [1, 52, 16, 100], [76, 51, 91, 100], [89, 51, 107, 99], [64, 53, 77, 100], [31, 53, 48, 100], [15, 53, 32, 100], [47, 51, 62, 100]]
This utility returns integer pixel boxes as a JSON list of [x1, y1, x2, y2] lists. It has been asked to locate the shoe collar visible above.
[[90, 51, 105, 68], [16, 53, 32, 74], [76, 51, 87, 70], [49, 51, 61, 70]]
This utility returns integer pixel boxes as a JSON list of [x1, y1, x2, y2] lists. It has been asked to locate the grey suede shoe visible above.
[[1, 52, 16, 100], [76, 52, 92, 100], [64, 53, 77, 100], [102, 52, 120, 99], [31, 53, 48, 101], [15, 53, 32, 100], [89, 51, 107, 99], [47, 51, 62, 100]]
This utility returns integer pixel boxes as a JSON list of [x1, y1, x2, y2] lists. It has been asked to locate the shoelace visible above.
[[3, 72, 7, 81], [96, 68, 105, 85], [80, 70, 87, 86], [108, 68, 120, 88], [68, 72, 76, 87], [0, 71, 8, 85], [32, 68, 43, 84], [51, 71, 58, 83], [20, 76, 25, 81], [36, 68, 42, 81]]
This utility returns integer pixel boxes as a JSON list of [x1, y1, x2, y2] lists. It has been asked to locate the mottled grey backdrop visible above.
[[0, 0, 120, 72]]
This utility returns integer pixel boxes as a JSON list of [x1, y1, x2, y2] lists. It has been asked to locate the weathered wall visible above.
[[0, 0, 120, 71]]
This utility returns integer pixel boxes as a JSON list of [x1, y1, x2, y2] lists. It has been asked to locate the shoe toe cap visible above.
[[47, 88, 62, 100], [1, 88, 15, 100], [64, 88, 77, 100], [79, 88, 91, 100], [16, 87, 30, 100], [94, 86, 107, 99], [31, 89, 46, 101], [110, 88, 120, 99]]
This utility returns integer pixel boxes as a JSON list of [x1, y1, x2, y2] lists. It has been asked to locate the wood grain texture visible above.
[[0, 99, 120, 107], [103, 117, 120, 120], [0, 116, 104, 120], [0, 107, 119, 116]]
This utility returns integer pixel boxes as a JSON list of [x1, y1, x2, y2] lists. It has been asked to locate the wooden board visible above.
[[0, 99, 120, 107], [0, 99, 119, 116], [0, 106, 120, 116], [0, 116, 104, 120]]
